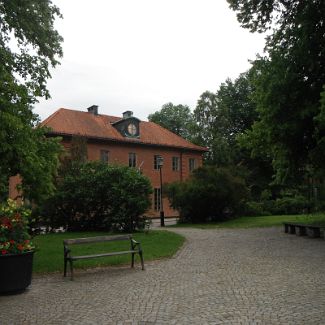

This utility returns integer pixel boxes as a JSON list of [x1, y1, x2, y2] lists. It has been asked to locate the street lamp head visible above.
[[157, 156, 164, 168]]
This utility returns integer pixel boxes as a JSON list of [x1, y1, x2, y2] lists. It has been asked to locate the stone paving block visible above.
[[0, 227, 325, 324]]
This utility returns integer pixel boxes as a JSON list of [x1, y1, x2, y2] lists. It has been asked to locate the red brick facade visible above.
[[43, 107, 207, 218]]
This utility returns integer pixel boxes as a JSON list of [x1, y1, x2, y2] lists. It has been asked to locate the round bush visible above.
[[41, 162, 152, 232], [166, 166, 248, 223]]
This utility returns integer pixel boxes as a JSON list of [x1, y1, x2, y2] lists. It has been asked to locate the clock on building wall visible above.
[[112, 113, 140, 138], [127, 123, 137, 136]]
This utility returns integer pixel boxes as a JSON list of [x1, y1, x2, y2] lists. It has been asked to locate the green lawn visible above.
[[32, 230, 185, 273], [170, 213, 325, 229]]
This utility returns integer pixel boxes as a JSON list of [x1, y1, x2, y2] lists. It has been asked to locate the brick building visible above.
[[41, 105, 207, 218]]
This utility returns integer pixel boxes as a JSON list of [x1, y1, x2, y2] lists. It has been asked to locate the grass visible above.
[[32, 230, 185, 273], [169, 213, 325, 229]]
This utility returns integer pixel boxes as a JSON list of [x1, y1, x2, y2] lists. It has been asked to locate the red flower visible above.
[[1, 250, 8, 255], [17, 244, 24, 251], [9, 240, 15, 244], [1, 217, 12, 229]]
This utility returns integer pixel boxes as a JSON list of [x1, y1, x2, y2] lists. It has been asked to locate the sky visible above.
[[34, 0, 266, 122]]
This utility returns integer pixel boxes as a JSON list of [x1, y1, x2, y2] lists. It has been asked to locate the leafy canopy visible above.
[[193, 71, 258, 166], [0, 0, 63, 202], [228, 0, 325, 183], [148, 102, 196, 140]]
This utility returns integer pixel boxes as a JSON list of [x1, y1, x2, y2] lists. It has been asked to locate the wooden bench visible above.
[[63, 234, 144, 280], [283, 222, 324, 238]]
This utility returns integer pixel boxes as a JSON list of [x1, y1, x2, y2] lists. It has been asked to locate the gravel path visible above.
[[1, 227, 325, 324]]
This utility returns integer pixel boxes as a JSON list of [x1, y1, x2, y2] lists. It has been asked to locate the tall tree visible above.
[[0, 1, 63, 202], [227, 0, 325, 184], [148, 102, 195, 140], [193, 71, 258, 166]]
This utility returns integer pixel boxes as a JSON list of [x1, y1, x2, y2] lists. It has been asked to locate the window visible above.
[[154, 188, 161, 211], [100, 150, 109, 163], [172, 157, 180, 171], [154, 155, 162, 170], [189, 158, 196, 172], [129, 152, 137, 167]]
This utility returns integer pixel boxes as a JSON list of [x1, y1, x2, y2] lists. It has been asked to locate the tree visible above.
[[193, 71, 258, 166], [148, 103, 196, 140], [0, 1, 63, 202], [58, 136, 88, 178], [166, 166, 248, 223], [41, 162, 153, 232], [227, 0, 325, 184], [311, 86, 325, 173]]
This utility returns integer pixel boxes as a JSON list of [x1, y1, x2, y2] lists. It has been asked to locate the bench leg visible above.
[[69, 260, 74, 280], [139, 250, 144, 270], [284, 224, 289, 233], [64, 258, 67, 277], [131, 253, 135, 268], [289, 225, 296, 234], [314, 229, 320, 237], [296, 226, 307, 236], [309, 228, 320, 238]]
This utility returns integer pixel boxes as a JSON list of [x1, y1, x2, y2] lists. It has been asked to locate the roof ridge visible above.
[[52, 107, 122, 120]]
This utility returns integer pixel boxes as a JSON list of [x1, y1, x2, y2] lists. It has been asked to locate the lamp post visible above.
[[157, 156, 165, 227]]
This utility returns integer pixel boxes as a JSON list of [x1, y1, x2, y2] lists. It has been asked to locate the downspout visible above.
[[180, 150, 183, 182]]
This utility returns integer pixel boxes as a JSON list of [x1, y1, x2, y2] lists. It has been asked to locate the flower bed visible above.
[[0, 199, 34, 255]]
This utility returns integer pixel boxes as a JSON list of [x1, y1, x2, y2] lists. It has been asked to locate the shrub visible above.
[[166, 166, 248, 223], [41, 162, 152, 232], [244, 190, 311, 216], [272, 195, 310, 215], [244, 201, 268, 216], [0, 199, 34, 255]]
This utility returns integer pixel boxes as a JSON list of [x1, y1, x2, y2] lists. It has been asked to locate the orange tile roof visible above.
[[41, 108, 207, 152]]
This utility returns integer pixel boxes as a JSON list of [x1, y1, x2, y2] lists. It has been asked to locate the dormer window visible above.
[[112, 112, 140, 138]]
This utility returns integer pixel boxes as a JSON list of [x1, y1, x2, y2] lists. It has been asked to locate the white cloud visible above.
[[35, 0, 265, 121]]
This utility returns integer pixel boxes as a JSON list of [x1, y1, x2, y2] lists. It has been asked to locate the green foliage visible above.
[[272, 195, 310, 215], [0, 199, 34, 255], [58, 136, 88, 177], [244, 201, 268, 217], [148, 102, 196, 140], [228, 0, 325, 183], [0, 0, 63, 99], [41, 162, 153, 232], [192, 72, 274, 199], [193, 71, 259, 166], [311, 85, 325, 172], [245, 188, 312, 216], [0, 1, 63, 203], [0, 106, 62, 202], [166, 166, 248, 223]]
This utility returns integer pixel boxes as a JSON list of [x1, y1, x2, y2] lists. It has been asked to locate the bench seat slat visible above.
[[283, 223, 325, 229], [69, 250, 137, 260], [64, 235, 131, 245]]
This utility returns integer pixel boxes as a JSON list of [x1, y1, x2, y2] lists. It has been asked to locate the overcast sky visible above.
[[34, 0, 265, 122]]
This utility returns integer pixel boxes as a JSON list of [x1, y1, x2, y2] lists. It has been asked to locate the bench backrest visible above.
[[63, 234, 132, 246]]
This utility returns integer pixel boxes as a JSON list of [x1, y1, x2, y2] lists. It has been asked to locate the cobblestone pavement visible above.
[[1, 227, 325, 325]]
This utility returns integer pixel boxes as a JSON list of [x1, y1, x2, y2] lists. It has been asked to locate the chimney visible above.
[[122, 110, 133, 119], [87, 105, 98, 115]]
